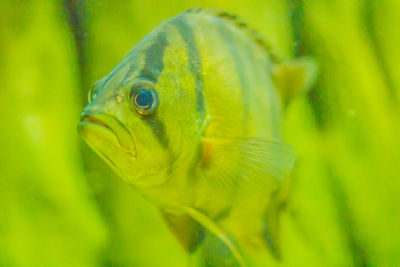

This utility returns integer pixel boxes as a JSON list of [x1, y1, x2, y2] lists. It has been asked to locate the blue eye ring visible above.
[[130, 82, 159, 115]]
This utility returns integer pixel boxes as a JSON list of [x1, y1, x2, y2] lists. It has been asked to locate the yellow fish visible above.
[[79, 8, 315, 265]]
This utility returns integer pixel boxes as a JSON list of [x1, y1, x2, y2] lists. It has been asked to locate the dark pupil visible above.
[[136, 89, 153, 107]]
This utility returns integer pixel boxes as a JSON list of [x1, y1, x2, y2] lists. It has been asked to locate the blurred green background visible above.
[[1, 0, 399, 266]]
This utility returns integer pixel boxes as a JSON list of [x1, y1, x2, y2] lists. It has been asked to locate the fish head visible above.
[[79, 20, 205, 188]]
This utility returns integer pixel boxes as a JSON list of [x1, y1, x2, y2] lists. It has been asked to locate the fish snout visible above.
[[79, 111, 136, 158]]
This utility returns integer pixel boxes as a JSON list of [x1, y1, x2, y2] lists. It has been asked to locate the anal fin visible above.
[[160, 210, 205, 253], [263, 175, 291, 260]]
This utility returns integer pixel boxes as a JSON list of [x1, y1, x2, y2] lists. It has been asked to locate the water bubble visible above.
[[346, 109, 356, 117]]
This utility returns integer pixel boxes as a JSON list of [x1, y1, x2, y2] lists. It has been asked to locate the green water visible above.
[[1, 0, 399, 266]]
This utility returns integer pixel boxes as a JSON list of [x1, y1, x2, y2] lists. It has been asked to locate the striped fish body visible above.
[[142, 9, 284, 208], [79, 8, 315, 265]]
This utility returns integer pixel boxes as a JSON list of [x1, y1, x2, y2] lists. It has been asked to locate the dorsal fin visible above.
[[185, 7, 280, 62]]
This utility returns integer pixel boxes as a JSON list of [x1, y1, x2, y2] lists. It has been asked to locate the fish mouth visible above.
[[79, 111, 136, 158]]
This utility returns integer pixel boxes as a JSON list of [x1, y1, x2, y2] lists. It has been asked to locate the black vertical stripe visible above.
[[138, 32, 170, 148], [141, 115, 169, 148], [216, 20, 251, 133], [122, 31, 168, 82], [139, 31, 168, 81], [173, 16, 205, 121]]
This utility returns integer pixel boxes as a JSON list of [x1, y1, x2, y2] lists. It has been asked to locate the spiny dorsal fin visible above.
[[185, 7, 280, 62]]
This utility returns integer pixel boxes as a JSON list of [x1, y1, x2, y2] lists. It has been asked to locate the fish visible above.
[[78, 8, 316, 266]]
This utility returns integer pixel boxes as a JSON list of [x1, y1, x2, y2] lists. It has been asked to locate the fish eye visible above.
[[131, 87, 159, 115]]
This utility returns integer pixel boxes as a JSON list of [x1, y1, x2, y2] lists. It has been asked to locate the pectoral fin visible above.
[[200, 137, 296, 195], [272, 57, 317, 106], [160, 210, 205, 253]]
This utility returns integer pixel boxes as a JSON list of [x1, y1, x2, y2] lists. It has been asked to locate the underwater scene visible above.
[[1, 0, 400, 266]]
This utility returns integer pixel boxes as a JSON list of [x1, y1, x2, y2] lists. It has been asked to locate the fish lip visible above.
[[79, 111, 137, 158]]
